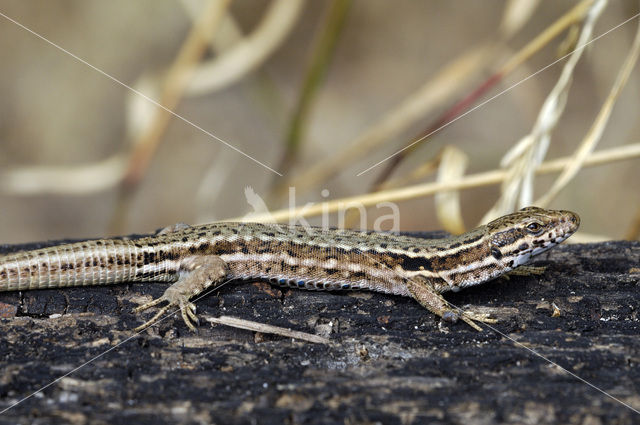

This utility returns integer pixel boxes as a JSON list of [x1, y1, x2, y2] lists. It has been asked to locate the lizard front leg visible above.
[[406, 277, 497, 331], [133, 255, 229, 332]]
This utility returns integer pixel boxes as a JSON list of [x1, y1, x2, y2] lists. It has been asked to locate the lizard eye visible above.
[[526, 222, 543, 234]]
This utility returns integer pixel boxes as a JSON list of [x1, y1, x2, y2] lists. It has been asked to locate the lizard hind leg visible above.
[[133, 255, 229, 332]]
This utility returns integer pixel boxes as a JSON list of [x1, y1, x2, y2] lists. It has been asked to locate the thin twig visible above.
[[206, 315, 331, 344]]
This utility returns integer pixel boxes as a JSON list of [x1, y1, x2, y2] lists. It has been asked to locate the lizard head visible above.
[[486, 206, 580, 270]]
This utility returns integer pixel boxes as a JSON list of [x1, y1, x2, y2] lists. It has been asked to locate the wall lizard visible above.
[[0, 207, 579, 332]]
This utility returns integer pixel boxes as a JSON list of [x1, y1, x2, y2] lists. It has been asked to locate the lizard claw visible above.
[[460, 311, 498, 331], [132, 256, 228, 332], [441, 309, 497, 331], [133, 302, 172, 332], [133, 290, 200, 332]]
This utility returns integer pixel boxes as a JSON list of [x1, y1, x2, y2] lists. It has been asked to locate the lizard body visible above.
[[0, 207, 579, 331]]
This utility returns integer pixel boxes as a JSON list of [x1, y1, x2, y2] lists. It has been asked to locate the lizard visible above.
[[0, 206, 579, 332]]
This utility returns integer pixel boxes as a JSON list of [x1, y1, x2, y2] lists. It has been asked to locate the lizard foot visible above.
[[133, 255, 228, 332], [460, 311, 497, 331], [133, 291, 199, 332], [442, 309, 497, 331], [407, 278, 496, 332]]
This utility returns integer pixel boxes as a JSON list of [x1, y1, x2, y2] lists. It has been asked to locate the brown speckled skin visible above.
[[0, 207, 579, 330], [0, 207, 579, 294]]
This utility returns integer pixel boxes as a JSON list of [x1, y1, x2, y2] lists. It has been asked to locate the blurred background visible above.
[[0, 0, 638, 244]]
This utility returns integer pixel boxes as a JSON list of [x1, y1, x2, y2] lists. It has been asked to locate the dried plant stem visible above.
[[109, 0, 231, 234], [499, 0, 595, 75], [122, 0, 232, 188], [285, 45, 493, 196], [228, 143, 640, 223], [0, 154, 127, 195], [434, 146, 469, 234], [184, 0, 304, 95], [536, 16, 640, 206], [271, 0, 352, 193], [370, 0, 596, 189], [284, 0, 593, 196], [483, 0, 608, 223]]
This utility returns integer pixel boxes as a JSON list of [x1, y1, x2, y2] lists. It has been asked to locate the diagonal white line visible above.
[[476, 316, 640, 415], [0, 277, 236, 415], [2, 230, 637, 415], [356, 11, 640, 177], [415, 284, 639, 414], [321, 227, 640, 415], [0, 11, 282, 177]]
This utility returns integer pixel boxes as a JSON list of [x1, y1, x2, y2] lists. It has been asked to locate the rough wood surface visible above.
[[0, 234, 639, 424]]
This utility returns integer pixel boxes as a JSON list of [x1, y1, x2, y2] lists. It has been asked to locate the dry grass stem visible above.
[[499, 0, 595, 75], [287, 0, 594, 195], [108, 0, 231, 233], [483, 0, 607, 223], [377, 154, 441, 191], [500, 0, 543, 37], [285, 44, 495, 195], [536, 17, 640, 206], [271, 0, 353, 191], [624, 206, 640, 240], [226, 143, 640, 224], [368, 0, 595, 188], [0, 155, 127, 195]]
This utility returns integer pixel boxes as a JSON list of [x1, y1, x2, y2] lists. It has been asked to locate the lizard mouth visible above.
[[560, 210, 580, 234], [543, 210, 580, 247], [513, 210, 580, 267]]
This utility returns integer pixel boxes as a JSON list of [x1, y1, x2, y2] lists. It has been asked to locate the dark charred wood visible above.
[[0, 235, 638, 424]]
